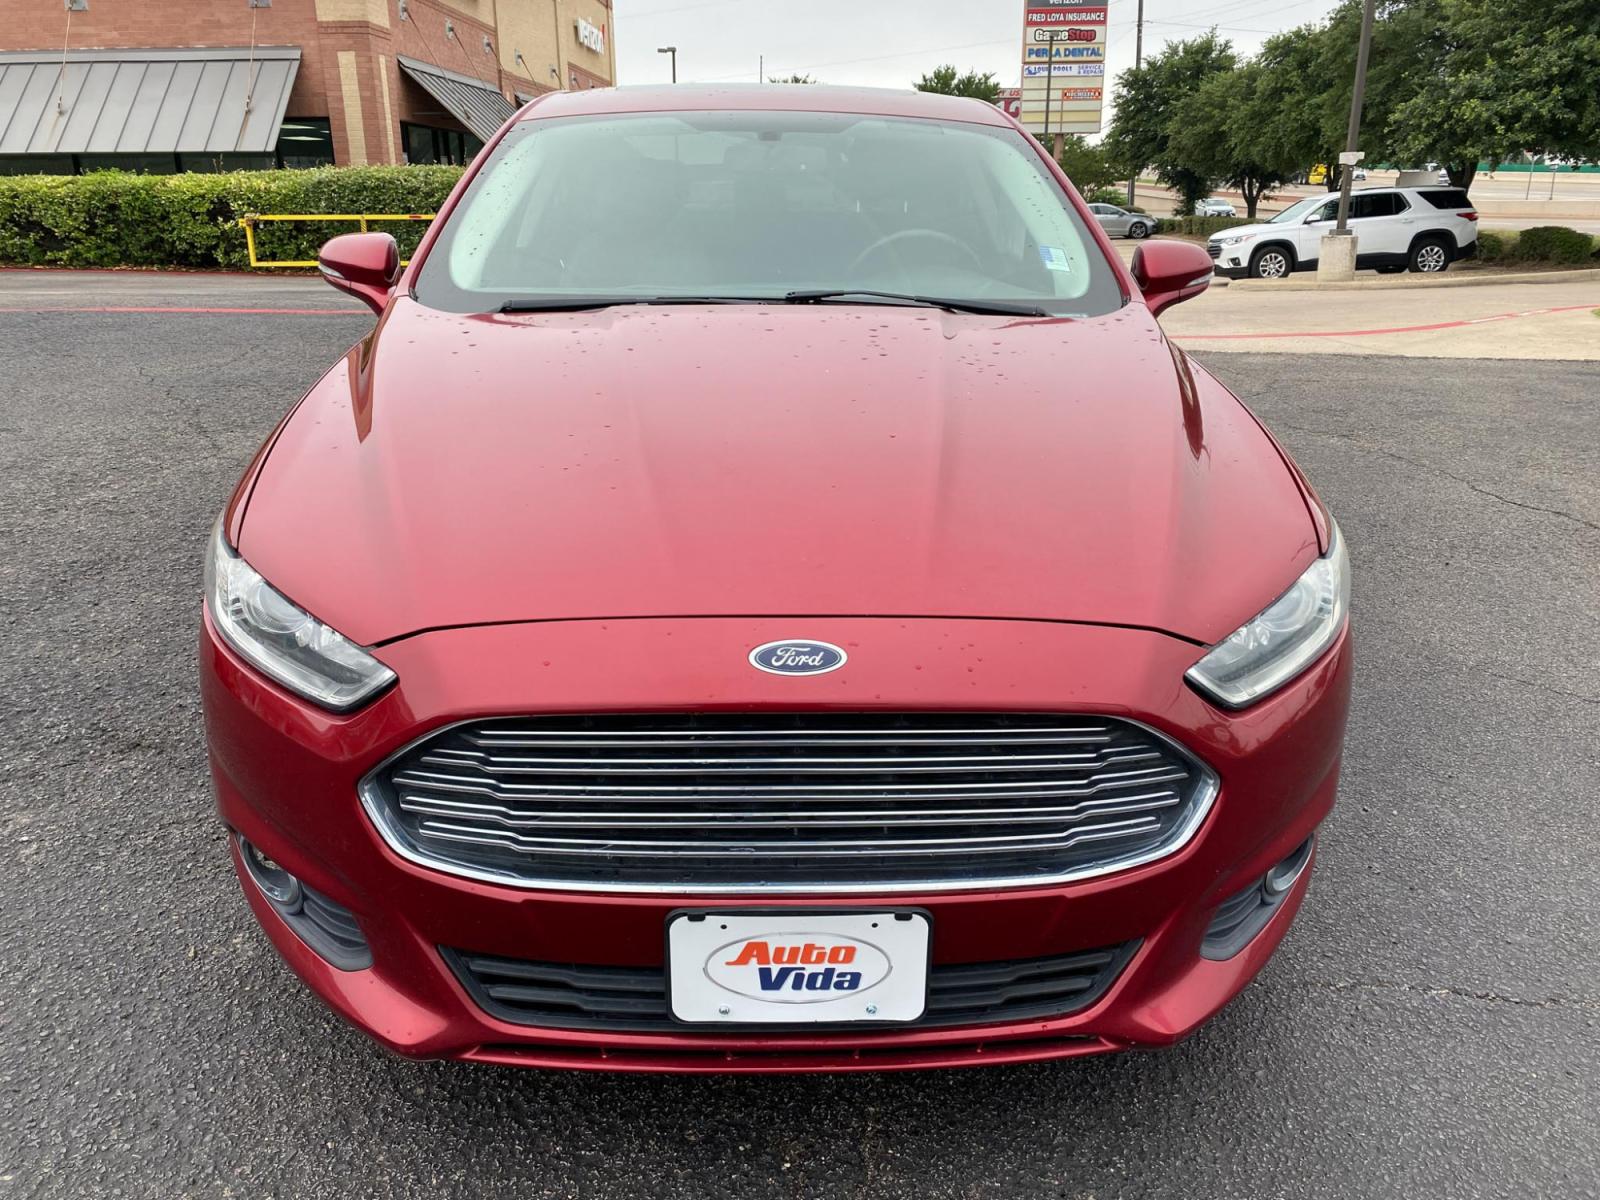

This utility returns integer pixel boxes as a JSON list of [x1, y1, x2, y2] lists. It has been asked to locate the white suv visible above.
[[1207, 187, 1479, 279]]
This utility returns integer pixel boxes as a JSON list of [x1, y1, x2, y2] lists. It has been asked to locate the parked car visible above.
[[1352, 167, 1368, 181], [1195, 197, 1237, 217], [1088, 201, 1154, 238], [1207, 185, 1478, 278], [203, 84, 1351, 1073]]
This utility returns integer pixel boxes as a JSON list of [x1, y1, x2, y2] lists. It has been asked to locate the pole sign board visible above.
[[995, 87, 1023, 121], [1019, 0, 1108, 137]]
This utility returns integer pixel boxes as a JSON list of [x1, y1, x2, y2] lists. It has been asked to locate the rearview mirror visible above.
[[318, 232, 400, 315], [1131, 239, 1214, 316]]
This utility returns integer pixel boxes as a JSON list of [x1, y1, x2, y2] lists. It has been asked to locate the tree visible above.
[[914, 65, 1001, 104], [1252, 24, 1345, 190], [1103, 33, 1238, 214], [1315, 0, 1475, 184], [1389, 0, 1600, 182], [767, 74, 816, 84], [1055, 136, 1117, 194], [1168, 64, 1291, 217]]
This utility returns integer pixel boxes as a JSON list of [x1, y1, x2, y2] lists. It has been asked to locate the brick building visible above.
[[0, 0, 616, 173]]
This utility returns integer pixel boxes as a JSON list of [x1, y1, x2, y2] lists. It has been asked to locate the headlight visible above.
[[205, 518, 396, 711], [1185, 522, 1349, 708], [1217, 233, 1253, 246]]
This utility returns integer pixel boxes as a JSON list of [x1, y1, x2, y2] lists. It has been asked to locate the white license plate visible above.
[[667, 910, 930, 1024]]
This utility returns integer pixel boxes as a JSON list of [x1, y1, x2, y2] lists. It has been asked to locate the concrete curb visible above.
[[1228, 267, 1600, 292]]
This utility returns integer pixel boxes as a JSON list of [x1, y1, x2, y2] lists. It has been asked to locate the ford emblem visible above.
[[748, 639, 848, 676]]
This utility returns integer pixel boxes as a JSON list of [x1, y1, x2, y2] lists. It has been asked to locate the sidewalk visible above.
[[1160, 277, 1600, 359]]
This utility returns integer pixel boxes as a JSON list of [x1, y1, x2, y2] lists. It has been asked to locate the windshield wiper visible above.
[[782, 289, 1050, 317], [498, 296, 766, 313]]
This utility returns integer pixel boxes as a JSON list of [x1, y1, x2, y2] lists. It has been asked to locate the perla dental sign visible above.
[[706, 935, 891, 1002], [575, 17, 605, 54]]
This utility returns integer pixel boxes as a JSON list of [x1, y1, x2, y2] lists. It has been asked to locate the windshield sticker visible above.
[[1039, 245, 1072, 272]]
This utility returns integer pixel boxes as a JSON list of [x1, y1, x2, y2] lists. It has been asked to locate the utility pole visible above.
[[1317, 0, 1376, 281], [1125, 0, 1144, 207], [658, 45, 677, 83]]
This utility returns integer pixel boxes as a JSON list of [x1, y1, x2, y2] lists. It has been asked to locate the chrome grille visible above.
[[360, 714, 1216, 892]]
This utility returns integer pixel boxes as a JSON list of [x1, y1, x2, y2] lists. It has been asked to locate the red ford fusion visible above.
[[201, 85, 1351, 1072]]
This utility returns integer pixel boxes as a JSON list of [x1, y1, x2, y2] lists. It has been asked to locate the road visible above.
[[1, 274, 1597, 1200]]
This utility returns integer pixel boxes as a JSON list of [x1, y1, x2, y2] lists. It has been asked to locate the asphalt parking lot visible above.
[[1, 276, 1597, 1199]]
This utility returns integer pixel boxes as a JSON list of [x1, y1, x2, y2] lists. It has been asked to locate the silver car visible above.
[[1195, 197, 1238, 217], [1088, 203, 1154, 239]]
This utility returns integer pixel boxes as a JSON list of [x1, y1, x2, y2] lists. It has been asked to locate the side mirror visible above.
[[1131, 239, 1214, 316], [318, 232, 400, 315]]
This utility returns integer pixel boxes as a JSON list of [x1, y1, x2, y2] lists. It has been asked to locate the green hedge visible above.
[[1156, 215, 1255, 237], [1474, 226, 1599, 266], [1512, 225, 1597, 265], [0, 165, 464, 269], [1474, 230, 1513, 261]]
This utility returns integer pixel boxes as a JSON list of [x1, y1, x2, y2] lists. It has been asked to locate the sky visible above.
[[612, 0, 1344, 131]]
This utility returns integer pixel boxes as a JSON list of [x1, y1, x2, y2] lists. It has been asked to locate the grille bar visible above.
[[415, 812, 1166, 856], [393, 785, 1185, 826], [362, 713, 1216, 892], [391, 760, 1175, 799]]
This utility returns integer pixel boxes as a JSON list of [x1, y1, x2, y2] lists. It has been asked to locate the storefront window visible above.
[[276, 118, 336, 169], [403, 122, 483, 165]]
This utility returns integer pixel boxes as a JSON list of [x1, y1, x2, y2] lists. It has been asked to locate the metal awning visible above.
[[396, 55, 516, 142], [0, 45, 300, 156]]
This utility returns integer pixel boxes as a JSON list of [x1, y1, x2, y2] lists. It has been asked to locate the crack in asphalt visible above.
[[1307, 979, 1599, 1013], [1486, 672, 1600, 705], [1271, 421, 1600, 533]]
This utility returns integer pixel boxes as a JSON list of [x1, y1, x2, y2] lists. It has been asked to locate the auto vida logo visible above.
[[705, 933, 890, 1002], [748, 639, 847, 676]]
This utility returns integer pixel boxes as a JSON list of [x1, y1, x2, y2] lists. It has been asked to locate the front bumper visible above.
[[201, 612, 1351, 1072]]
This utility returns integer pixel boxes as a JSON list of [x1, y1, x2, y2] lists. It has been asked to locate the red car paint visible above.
[[202, 85, 1351, 1071]]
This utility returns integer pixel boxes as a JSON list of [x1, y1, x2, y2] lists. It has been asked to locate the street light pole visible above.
[[657, 45, 677, 83], [1126, 0, 1144, 207], [1316, 0, 1376, 281], [1334, 0, 1377, 234]]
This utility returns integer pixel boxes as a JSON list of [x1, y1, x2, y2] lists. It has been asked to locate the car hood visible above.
[[1210, 221, 1278, 242], [240, 298, 1319, 647]]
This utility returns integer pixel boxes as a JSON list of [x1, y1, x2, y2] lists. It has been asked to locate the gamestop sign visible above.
[[1019, 0, 1108, 136]]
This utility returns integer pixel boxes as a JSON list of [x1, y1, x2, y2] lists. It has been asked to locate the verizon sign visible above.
[[574, 17, 606, 55], [1019, 0, 1107, 137]]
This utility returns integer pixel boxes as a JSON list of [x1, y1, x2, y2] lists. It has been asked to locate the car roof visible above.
[[518, 83, 1013, 126]]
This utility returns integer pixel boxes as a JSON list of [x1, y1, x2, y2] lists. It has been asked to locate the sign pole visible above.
[[1042, 41, 1053, 150]]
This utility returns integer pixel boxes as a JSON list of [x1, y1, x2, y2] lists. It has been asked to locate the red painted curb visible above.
[[1180, 302, 1600, 340], [0, 305, 364, 315]]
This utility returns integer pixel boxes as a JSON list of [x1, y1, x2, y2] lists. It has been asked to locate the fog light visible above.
[[1264, 837, 1314, 897], [1202, 834, 1317, 960], [238, 835, 303, 909]]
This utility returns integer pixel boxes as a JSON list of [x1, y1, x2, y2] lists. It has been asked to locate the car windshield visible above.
[[413, 110, 1125, 316], [1268, 195, 1331, 224]]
